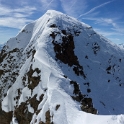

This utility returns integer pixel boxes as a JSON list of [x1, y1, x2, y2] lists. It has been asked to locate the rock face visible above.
[[0, 10, 124, 124]]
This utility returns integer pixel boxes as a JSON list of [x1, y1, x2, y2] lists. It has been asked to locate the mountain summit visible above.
[[0, 10, 124, 124]]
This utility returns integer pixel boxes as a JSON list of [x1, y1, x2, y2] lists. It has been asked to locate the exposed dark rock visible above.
[[87, 89, 91, 93], [70, 81, 80, 95], [84, 82, 90, 87], [50, 24, 57, 28], [14, 102, 33, 124], [22, 29, 26, 32], [45, 110, 51, 124], [74, 30, 81, 36], [39, 121, 45, 124], [119, 83, 124, 87], [81, 98, 97, 114], [56, 104, 60, 111], [63, 75, 67, 78], [61, 30, 66, 35], [29, 94, 44, 112], [92, 42, 100, 54], [0, 103, 13, 124], [106, 66, 112, 74], [70, 80, 97, 114], [108, 80, 110, 82], [36, 109, 41, 115], [0, 70, 4, 77], [0, 52, 7, 63], [27, 65, 41, 91], [50, 32, 56, 39], [51, 32, 86, 78], [85, 55, 88, 59], [39, 110, 53, 124], [14, 94, 44, 124]]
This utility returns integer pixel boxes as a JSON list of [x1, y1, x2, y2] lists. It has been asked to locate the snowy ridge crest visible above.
[[0, 10, 124, 124]]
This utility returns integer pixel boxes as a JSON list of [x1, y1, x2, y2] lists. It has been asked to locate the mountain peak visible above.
[[0, 10, 124, 124], [46, 9, 64, 15]]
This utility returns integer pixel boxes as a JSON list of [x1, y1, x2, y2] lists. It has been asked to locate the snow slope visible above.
[[0, 10, 124, 124], [0, 43, 4, 51]]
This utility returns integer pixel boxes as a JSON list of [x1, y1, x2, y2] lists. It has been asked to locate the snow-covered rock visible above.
[[0, 10, 124, 124]]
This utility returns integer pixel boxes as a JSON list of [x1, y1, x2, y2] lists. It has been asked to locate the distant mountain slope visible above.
[[0, 44, 4, 50], [0, 10, 124, 124], [119, 43, 124, 49]]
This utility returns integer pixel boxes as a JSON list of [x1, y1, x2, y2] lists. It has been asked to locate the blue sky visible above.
[[0, 0, 124, 44]]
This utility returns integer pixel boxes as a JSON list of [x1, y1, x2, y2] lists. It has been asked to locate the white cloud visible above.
[[0, 0, 123, 44], [14, 6, 36, 13], [0, 4, 36, 29], [0, 17, 33, 29]]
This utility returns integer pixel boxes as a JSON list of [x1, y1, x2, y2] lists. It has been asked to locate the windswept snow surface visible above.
[[1, 10, 124, 124]]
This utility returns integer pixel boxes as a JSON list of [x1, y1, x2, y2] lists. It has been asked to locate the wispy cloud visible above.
[[78, 0, 114, 18], [82, 16, 124, 34], [94, 28, 123, 44], [60, 0, 87, 17], [82, 17, 117, 26], [100, 18, 116, 27], [94, 28, 123, 37], [38, 0, 60, 12], [0, 0, 123, 44], [38, 0, 88, 18], [0, 17, 33, 29], [0, 4, 36, 29], [44, 0, 54, 10]]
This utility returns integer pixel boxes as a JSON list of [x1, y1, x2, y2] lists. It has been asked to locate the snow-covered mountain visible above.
[[119, 43, 124, 49], [0, 10, 124, 124], [0, 43, 4, 51]]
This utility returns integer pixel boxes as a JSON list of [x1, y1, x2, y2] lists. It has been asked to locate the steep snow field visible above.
[[0, 10, 124, 124]]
